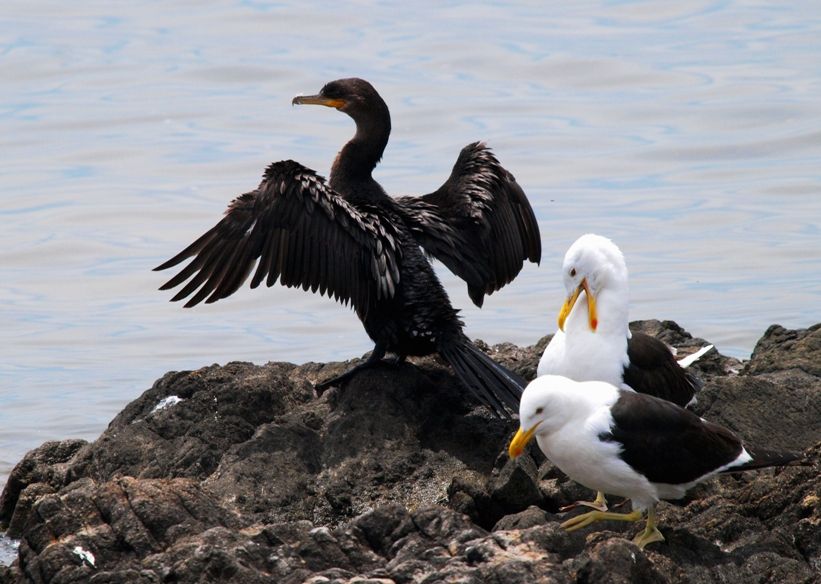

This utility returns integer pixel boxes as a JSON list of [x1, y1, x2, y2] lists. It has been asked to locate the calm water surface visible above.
[[2, 1, 820, 502]]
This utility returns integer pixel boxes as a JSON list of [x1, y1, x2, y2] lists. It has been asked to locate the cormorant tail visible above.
[[439, 340, 525, 418]]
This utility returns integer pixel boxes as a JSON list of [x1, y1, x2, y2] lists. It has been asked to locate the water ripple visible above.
[[1, 0, 820, 489]]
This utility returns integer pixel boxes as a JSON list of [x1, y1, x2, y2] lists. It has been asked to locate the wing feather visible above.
[[154, 160, 401, 315], [603, 391, 743, 485], [624, 332, 701, 407], [395, 142, 540, 307]]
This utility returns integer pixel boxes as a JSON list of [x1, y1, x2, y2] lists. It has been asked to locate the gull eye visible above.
[[535, 407, 544, 415], [570, 268, 576, 277]]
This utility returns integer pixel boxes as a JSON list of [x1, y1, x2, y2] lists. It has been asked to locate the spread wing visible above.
[[154, 160, 401, 316], [395, 142, 541, 307]]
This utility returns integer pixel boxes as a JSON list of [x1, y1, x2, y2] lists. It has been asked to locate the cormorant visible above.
[[154, 78, 541, 417], [537, 233, 713, 510]]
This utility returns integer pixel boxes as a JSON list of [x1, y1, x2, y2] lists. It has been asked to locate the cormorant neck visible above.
[[330, 105, 391, 189]]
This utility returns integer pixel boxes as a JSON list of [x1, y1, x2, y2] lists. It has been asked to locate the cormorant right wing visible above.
[[154, 160, 401, 316], [395, 142, 541, 307]]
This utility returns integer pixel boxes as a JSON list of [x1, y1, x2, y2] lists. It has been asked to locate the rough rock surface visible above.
[[1, 320, 819, 583]]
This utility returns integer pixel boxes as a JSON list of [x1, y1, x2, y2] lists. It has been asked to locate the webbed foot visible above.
[[560, 490, 608, 512], [632, 525, 665, 549], [315, 343, 387, 395], [560, 509, 643, 532]]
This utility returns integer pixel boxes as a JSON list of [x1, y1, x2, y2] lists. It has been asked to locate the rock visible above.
[[487, 456, 543, 514], [492, 505, 554, 531], [0, 439, 86, 536], [4, 484, 55, 540], [1, 321, 819, 583], [692, 376, 821, 451], [573, 538, 665, 583], [744, 324, 821, 377]]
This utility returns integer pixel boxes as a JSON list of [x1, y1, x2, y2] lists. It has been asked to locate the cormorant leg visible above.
[[385, 353, 407, 366], [560, 508, 643, 532], [315, 343, 388, 394], [560, 490, 609, 513], [632, 505, 665, 549]]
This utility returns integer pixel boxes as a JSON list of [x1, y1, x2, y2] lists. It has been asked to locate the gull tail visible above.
[[725, 445, 806, 473], [678, 344, 714, 369], [439, 339, 525, 418]]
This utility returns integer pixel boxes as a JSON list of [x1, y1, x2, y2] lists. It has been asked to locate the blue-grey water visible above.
[[1, 0, 820, 546]]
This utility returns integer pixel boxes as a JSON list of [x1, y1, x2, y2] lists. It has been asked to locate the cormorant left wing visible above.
[[154, 160, 401, 315], [395, 142, 541, 307]]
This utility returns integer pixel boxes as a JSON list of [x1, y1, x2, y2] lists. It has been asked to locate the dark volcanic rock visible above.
[[745, 323, 821, 377], [0, 440, 86, 539], [1, 321, 819, 583]]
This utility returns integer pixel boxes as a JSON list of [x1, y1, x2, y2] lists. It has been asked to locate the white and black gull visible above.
[[537, 234, 713, 510], [508, 375, 802, 549], [538, 233, 713, 405]]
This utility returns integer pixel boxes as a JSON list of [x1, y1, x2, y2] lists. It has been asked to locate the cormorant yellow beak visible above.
[[508, 421, 541, 459], [292, 94, 346, 109], [557, 277, 597, 332]]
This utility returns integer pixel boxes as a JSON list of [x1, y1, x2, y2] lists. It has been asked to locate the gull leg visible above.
[[610, 497, 630, 510], [560, 490, 609, 512], [561, 508, 643, 532], [632, 505, 665, 549]]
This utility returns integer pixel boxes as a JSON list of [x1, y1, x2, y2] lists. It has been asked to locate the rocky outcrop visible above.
[[1, 321, 819, 583]]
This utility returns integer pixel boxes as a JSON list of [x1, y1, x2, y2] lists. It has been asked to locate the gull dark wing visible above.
[[600, 391, 744, 485], [623, 332, 702, 407], [154, 160, 401, 314], [395, 142, 541, 307]]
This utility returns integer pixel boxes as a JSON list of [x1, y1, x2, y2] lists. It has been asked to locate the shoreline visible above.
[[1, 320, 818, 582]]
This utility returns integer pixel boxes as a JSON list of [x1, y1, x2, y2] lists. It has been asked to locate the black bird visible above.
[[154, 78, 541, 416]]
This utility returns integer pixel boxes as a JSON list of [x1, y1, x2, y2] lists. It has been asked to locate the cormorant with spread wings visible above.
[[155, 78, 541, 417]]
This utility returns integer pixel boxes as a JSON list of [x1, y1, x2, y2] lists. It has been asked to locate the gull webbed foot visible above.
[[560, 508, 643, 532], [632, 525, 665, 549], [560, 490, 609, 512], [632, 505, 665, 549]]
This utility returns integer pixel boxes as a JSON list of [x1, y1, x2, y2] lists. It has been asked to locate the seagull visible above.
[[537, 233, 713, 510], [508, 375, 801, 549]]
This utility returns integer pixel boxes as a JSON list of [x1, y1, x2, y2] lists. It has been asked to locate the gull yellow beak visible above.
[[292, 94, 346, 109], [508, 422, 541, 459], [557, 278, 598, 332]]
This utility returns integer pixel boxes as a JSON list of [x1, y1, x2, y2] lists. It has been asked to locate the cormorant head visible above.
[[292, 78, 389, 127]]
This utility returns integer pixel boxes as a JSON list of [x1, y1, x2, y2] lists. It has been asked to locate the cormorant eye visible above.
[[570, 268, 576, 277]]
